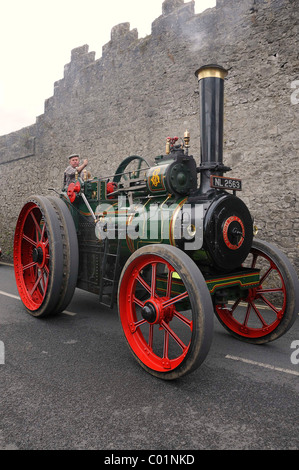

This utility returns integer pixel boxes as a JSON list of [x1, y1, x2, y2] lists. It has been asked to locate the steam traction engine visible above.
[[14, 66, 299, 380]]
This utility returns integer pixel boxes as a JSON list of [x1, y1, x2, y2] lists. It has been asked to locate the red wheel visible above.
[[118, 245, 214, 380], [215, 239, 299, 344], [14, 196, 78, 316], [47, 196, 79, 314]]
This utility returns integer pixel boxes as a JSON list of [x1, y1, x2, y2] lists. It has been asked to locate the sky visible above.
[[0, 0, 216, 136]]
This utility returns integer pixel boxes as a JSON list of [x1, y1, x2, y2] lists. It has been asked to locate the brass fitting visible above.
[[184, 129, 190, 148], [166, 137, 170, 155], [195, 64, 228, 81]]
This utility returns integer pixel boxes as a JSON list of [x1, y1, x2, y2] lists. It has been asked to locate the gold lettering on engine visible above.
[[151, 167, 161, 187]]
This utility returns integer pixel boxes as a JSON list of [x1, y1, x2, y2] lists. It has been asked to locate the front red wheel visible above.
[[118, 245, 214, 380], [215, 239, 299, 344]]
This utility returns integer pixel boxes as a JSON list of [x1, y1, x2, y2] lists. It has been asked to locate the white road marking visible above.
[[0, 290, 20, 300], [0, 290, 76, 316], [226, 354, 299, 377], [62, 310, 77, 316]]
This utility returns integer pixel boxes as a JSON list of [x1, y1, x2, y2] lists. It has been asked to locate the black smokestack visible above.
[[195, 65, 229, 194]]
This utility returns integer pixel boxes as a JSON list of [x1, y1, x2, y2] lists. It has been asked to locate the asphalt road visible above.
[[0, 262, 298, 451]]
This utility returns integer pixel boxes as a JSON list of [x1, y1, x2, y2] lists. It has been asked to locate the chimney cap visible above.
[[195, 64, 228, 81]]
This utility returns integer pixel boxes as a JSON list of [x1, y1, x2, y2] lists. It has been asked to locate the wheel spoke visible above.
[[29, 271, 44, 297], [39, 270, 46, 292], [242, 301, 267, 328], [251, 253, 258, 269], [30, 211, 42, 240], [136, 273, 151, 294], [250, 302, 268, 327], [163, 329, 169, 359], [162, 291, 188, 308], [133, 318, 147, 330], [259, 266, 273, 285], [28, 264, 49, 300], [133, 296, 145, 308], [243, 303, 252, 327], [148, 324, 153, 349], [259, 294, 281, 316], [151, 263, 157, 297], [230, 297, 242, 314], [42, 266, 49, 293], [161, 320, 188, 352], [166, 267, 174, 298], [173, 310, 192, 329], [23, 261, 37, 271], [257, 287, 283, 294], [22, 234, 37, 247]]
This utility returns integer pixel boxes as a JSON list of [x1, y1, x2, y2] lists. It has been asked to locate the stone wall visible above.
[[0, 0, 298, 275]]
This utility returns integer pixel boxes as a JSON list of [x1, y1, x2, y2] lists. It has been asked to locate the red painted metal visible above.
[[106, 181, 117, 198], [14, 202, 50, 311], [215, 247, 287, 338], [222, 216, 245, 250], [118, 254, 193, 372], [67, 181, 81, 203]]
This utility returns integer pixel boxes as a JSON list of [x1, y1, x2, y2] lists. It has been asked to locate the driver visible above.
[[63, 154, 88, 188]]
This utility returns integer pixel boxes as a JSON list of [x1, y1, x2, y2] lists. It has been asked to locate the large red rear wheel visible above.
[[14, 195, 78, 316], [118, 244, 214, 380], [47, 196, 79, 314], [215, 239, 299, 344]]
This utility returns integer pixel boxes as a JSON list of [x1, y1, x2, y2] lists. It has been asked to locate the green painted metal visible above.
[[60, 169, 259, 302]]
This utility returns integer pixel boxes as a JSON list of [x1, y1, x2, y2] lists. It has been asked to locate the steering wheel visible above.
[[112, 155, 153, 184]]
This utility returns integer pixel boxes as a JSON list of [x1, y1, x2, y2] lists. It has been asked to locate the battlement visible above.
[[163, 0, 186, 14], [63, 44, 96, 79], [102, 22, 139, 57], [57, 0, 275, 85]]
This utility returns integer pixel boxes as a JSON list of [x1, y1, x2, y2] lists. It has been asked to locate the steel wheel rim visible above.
[[119, 254, 194, 372], [215, 248, 287, 338], [14, 202, 50, 311]]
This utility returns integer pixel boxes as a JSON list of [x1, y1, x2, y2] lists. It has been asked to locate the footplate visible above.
[[156, 268, 260, 297], [204, 268, 260, 294]]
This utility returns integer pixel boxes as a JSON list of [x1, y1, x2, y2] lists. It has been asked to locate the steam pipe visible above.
[[195, 65, 229, 194]]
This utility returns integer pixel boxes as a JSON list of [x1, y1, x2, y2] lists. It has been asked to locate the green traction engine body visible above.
[[13, 65, 299, 380], [64, 133, 258, 309], [63, 66, 257, 308]]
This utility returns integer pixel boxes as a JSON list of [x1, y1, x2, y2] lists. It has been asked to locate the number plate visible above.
[[210, 175, 242, 191]]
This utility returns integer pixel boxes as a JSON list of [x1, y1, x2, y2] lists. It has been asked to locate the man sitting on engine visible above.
[[63, 154, 88, 188]]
